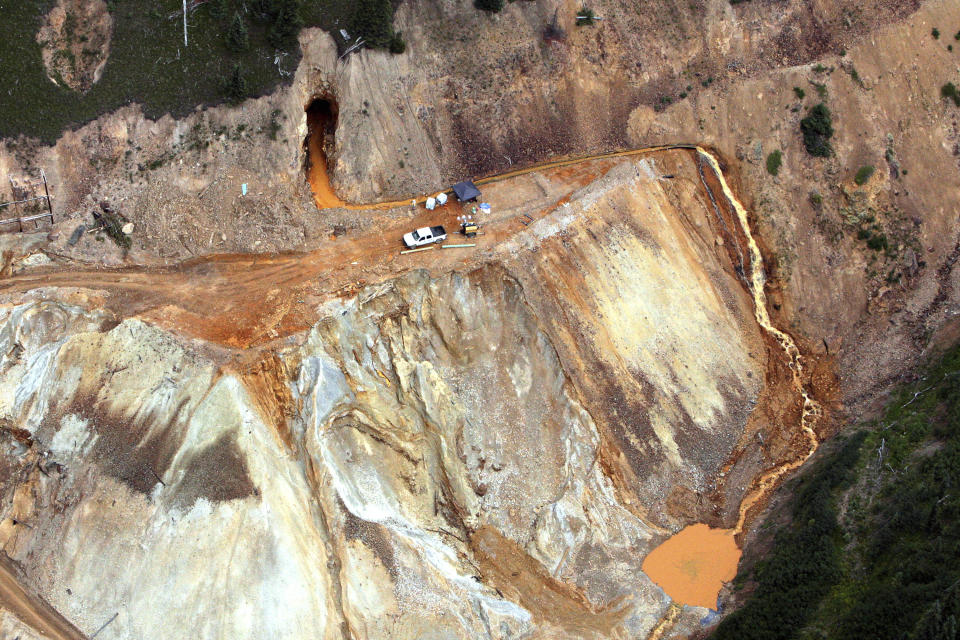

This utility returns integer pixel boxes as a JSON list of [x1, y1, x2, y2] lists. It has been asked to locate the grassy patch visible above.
[[0, 0, 373, 142], [810, 81, 828, 99], [854, 165, 875, 185], [765, 150, 782, 176], [793, 86, 805, 100], [848, 66, 862, 86]]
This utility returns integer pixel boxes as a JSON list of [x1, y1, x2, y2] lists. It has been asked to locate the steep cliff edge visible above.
[[0, 156, 800, 638]]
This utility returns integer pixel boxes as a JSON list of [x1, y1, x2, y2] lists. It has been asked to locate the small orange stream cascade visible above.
[[641, 148, 823, 625]]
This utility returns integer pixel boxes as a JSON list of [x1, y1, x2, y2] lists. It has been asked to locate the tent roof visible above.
[[452, 180, 481, 201]]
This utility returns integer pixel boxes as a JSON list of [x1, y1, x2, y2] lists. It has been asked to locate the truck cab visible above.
[[403, 225, 447, 248]]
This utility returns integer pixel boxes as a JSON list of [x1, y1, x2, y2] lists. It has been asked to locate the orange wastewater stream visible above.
[[641, 148, 823, 622], [306, 102, 345, 209]]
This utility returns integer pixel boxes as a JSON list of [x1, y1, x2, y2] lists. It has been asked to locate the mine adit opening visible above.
[[304, 97, 344, 209]]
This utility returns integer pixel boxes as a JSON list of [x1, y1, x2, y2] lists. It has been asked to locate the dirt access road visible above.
[[0, 144, 817, 640], [0, 146, 696, 638], [2, 147, 695, 349]]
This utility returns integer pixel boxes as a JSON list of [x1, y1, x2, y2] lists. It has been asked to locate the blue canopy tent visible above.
[[451, 180, 481, 202]]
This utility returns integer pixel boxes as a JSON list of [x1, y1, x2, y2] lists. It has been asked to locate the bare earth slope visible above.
[[0, 153, 799, 638], [0, 0, 959, 637]]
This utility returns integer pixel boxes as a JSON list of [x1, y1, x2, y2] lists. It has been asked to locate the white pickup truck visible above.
[[403, 225, 447, 248]]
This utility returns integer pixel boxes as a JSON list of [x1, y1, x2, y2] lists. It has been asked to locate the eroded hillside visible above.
[[1, 0, 959, 637], [0, 152, 815, 638]]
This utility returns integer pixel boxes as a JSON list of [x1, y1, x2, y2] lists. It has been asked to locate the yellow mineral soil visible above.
[[305, 103, 344, 209], [641, 525, 740, 610]]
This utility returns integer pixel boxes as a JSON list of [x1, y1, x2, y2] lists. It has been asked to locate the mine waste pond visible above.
[[641, 524, 741, 609]]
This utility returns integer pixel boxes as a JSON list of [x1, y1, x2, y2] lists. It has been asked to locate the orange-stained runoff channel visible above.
[[306, 102, 345, 209], [641, 524, 741, 609]]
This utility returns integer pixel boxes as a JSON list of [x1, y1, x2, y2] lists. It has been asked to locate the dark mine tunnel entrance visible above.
[[304, 97, 343, 208]]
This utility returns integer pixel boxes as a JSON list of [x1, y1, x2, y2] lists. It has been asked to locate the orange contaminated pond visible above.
[[305, 100, 345, 209], [641, 524, 741, 609]]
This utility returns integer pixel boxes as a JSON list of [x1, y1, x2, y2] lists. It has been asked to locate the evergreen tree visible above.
[[226, 64, 247, 101], [389, 32, 406, 54], [351, 0, 393, 49], [267, 0, 303, 48], [475, 0, 505, 12], [209, 0, 228, 20], [252, 0, 279, 18], [799, 103, 834, 157], [226, 12, 249, 52]]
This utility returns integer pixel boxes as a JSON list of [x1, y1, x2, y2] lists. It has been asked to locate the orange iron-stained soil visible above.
[[641, 524, 741, 609], [305, 100, 344, 209]]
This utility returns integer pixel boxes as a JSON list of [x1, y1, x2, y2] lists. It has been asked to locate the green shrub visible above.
[[475, 0, 505, 12], [854, 165, 875, 185], [576, 7, 596, 25], [98, 211, 132, 251], [388, 33, 406, 54], [227, 12, 249, 52], [932, 27, 940, 39], [793, 86, 805, 100], [942, 82, 960, 107], [800, 103, 834, 157], [766, 150, 783, 176], [955, 30, 960, 41], [866, 233, 888, 251]]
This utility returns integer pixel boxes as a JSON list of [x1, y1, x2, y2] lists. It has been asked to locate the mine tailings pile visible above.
[[304, 97, 344, 209], [642, 148, 824, 618]]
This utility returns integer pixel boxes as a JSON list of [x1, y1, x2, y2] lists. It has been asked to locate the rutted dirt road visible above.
[[2, 148, 681, 348]]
